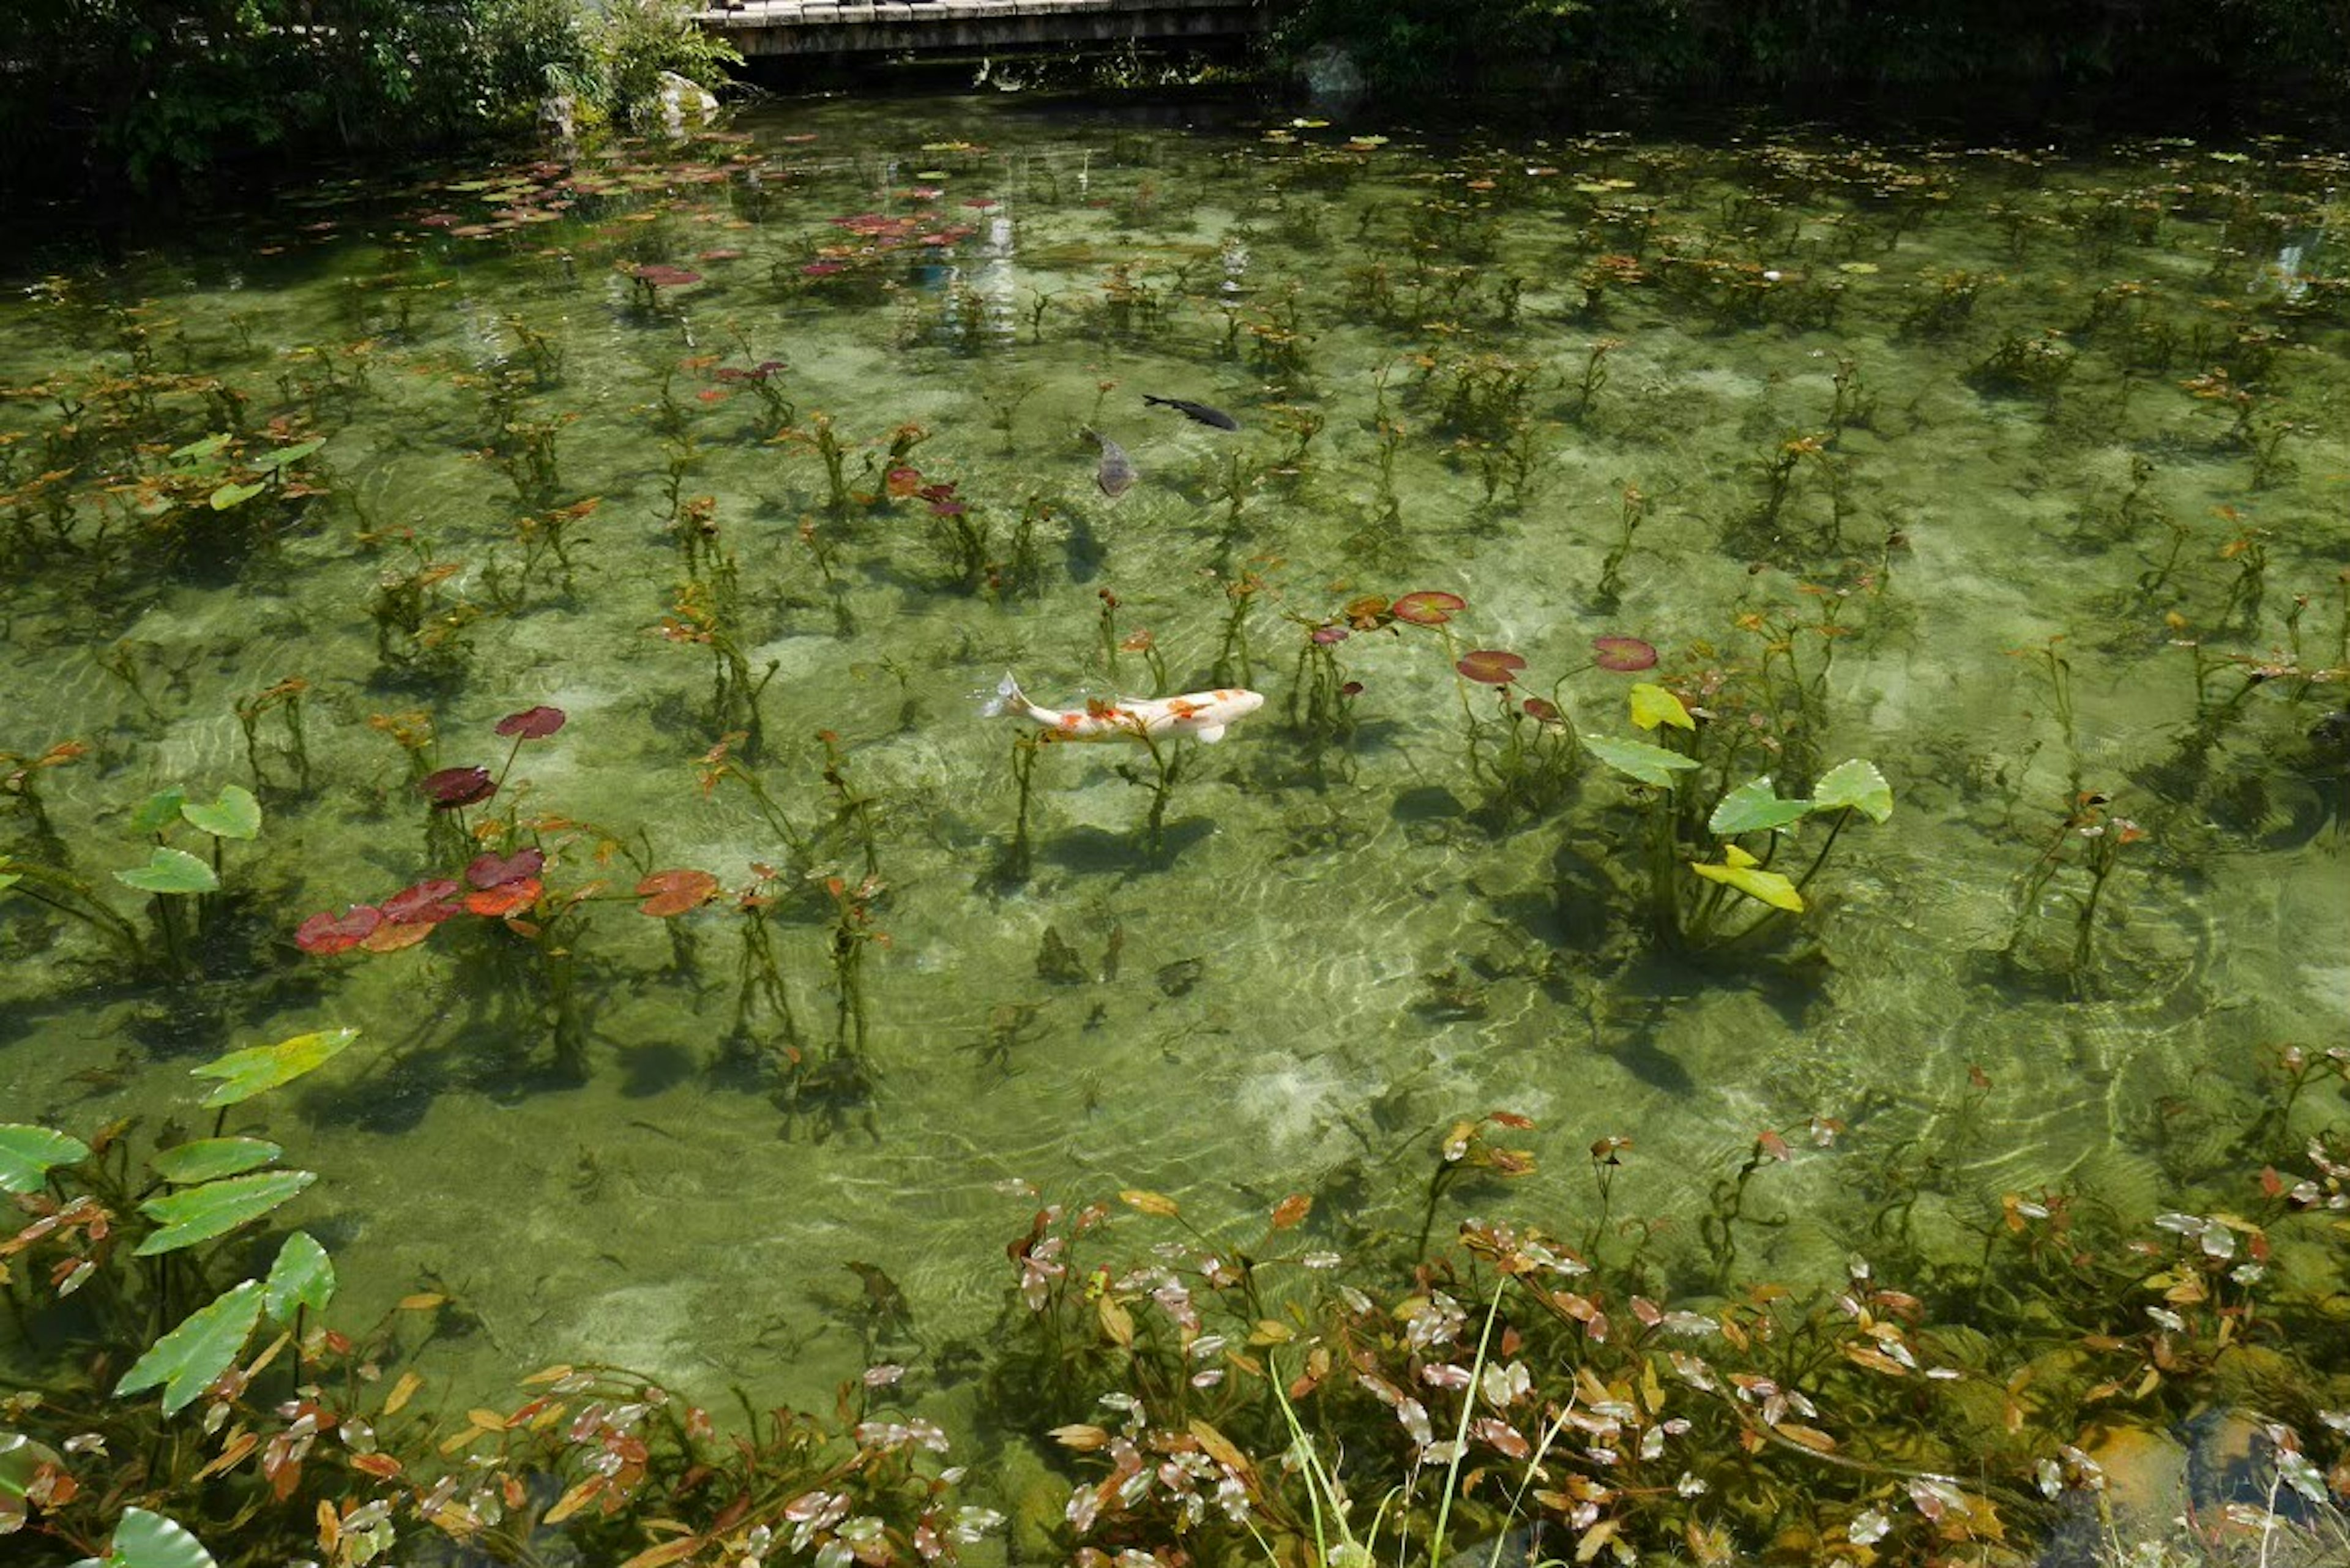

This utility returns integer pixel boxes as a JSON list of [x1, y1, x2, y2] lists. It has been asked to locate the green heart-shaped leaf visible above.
[[263, 1231, 335, 1323], [1582, 733, 1701, 788], [114, 847, 218, 896], [179, 785, 261, 841], [251, 437, 324, 473], [1628, 683, 1695, 733], [1692, 857, 1805, 912], [135, 1170, 315, 1256], [169, 434, 233, 465], [77, 1506, 223, 1568], [207, 480, 265, 511], [190, 1027, 360, 1108], [1709, 776, 1814, 837], [0, 1124, 91, 1193], [149, 1138, 282, 1185], [128, 788, 190, 837], [1811, 758, 1893, 823], [113, 1282, 265, 1417]]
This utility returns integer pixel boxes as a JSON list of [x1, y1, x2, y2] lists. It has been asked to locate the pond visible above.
[[2, 88, 2347, 1551]]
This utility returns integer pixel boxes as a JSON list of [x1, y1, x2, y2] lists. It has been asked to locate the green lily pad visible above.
[[113, 1282, 265, 1417], [263, 1231, 335, 1323], [1709, 777, 1814, 837], [180, 785, 261, 842], [208, 480, 265, 511], [135, 1170, 315, 1256], [149, 1138, 283, 1185], [190, 1027, 360, 1108], [73, 1506, 223, 1568], [169, 434, 233, 464], [1628, 683, 1695, 733], [114, 847, 218, 896], [250, 437, 324, 473], [0, 1124, 91, 1193], [1692, 856, 1805, 912], [1811, 758, 1893, 823], [2, 1430, 65, 1506], [128, 788, 190, 837], [1582, 733, 1701, 788]]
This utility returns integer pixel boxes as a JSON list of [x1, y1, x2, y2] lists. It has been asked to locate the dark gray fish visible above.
[[1084, 427, 1136, 499], [1144, 394, 1240, 431]]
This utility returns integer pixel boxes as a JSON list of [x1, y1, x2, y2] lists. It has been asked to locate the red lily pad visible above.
[[419, 766, 494, 808], [466, 848, 546, 889], [296, 906, 382, 955], [359, 919, 436, 954], [1593, 635, 1658, 673], [1520, 696, 1565, 725], [633, 264, 702, 288], [1457, 649, 1528, 685], [493, 704, 567, 739], [636, 868, 722, 917], [1391, 590, 1466, 626], [381, 878, 465, 925], [464, 878, 542, 917]]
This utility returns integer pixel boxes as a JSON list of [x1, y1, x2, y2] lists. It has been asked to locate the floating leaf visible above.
[[136, 1170, 316, 1255], [1457, 649, 1526, 685], [636, 868, 720, 917], [419, 766, 495, 807], [262, 1231, 335, 1323], [1811, 758, 1893, 823], [466, 848, 545, 889], [191, 1027, 361, 1108], [114, 847, 218, 896], [179, 785, 261, 841], [1390, 589, 1465, 626], [1581, 734, 1700, 788], [381, 879, 464, 925], [359, 919, 435, 954], [0, 1124, 90, 1193], [1120, 1189, 1181, 1218], [208, 480, 266, 511], [493, 705, 567, 739], [129, 788, 190, 836], [1692, 845, 1804, 912], [170, 433, 234, 463], [149, 1138, 282, 1184], [295, 906, 381, 954], [464, 879, 541, 917], [1627, 684, 1695, 732], [1270, 1193, 1313, 1230], [1592, 635, 1658, 672], [114, 1281, 266, 1416], [249, 437, 324, 474], [1709, 777, 1813, 836], [75, 1506, 222, 1568]]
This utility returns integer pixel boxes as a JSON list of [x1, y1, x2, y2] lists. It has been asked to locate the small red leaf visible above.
[[296, 906, 382, 955], [635, 868, 721, 918], [464, 878, 542, 917], [381, 878, 465, 925], [466, 848, 546, 890], [419, 766, 495, 807], [493, 705, 567, 740]]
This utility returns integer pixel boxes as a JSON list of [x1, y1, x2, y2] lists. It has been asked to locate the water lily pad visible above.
[[636, 868, 721, 917], [1692, 844, 1805, 911], [135, 1169, 316, 1255], [208, 480, 265, 510], [1709, 777, 1814, 836], [129, 788, 190, 835], [0, 1124, 89, 1193], [191, 1026, 362, 1108], [493, 704, 567, 739], [114, 847, 218, 896], [1581, 734, 1700, 787], [72, 1506, 222, 1568], [149, 1138, 282, 1184], [1628, 684, 1695, 733], [262, 1231, 335, 1323], [1811, 759, 1893, 823], [113, 1281, 266, 1416], [250, 436, 324, 473], [179, 785, 261, 841]]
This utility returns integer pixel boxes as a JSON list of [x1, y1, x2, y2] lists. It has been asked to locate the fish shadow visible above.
[[1040, 819, 1217, 873]]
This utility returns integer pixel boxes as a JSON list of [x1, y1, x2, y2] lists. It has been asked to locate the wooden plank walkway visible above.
[[695, 0, 1266, 59]]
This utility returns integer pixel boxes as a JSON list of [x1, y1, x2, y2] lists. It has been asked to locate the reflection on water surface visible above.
[[2, 94, 2346, 1430]]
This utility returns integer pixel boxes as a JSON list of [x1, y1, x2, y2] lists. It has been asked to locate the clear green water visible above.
[[2, 95, 2346, 1424]]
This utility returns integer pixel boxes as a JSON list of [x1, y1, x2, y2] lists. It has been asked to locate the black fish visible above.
[[1144, 394, 1239, 431]]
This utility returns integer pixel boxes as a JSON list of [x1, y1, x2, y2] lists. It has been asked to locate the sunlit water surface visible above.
[[2, 95, 2346, 1436]]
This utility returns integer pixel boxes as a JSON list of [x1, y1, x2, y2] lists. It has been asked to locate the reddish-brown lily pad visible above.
[[1457, 649, 1528, 685], [381, 878, 465, 925], [633, 264, 702, 288], [636, 868, 722, 918], [359, 920, 436, 954], [296, 906, 382, 955], [466, 848, 546, 889], [419, 766, 494, 808], [1391, 590, 1466, 626], [493, 704, 567, 739], [464, 879, 542, 918], [1593, 635, 1658, 673], [1520, 696, 1565, 725]]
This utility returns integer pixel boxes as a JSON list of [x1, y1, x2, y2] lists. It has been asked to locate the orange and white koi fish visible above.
[[982, 673, 1265, 744]]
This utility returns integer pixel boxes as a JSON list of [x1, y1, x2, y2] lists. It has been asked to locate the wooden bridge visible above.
[[695, 0, 1268, 59]]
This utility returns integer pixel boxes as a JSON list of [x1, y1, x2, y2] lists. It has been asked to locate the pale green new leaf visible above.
[[127, 788, 190, 837], [207, 480, 265, 511], [135, 1170, 315, 1256], [1709, 777, 1814, 836], [1811, 758, 1893, 823], [113, 847, 217, 896], [262, 1231, 335, 1323], [1692, 859, 1805, 912], [1581, 733, 1701, 788], [148, 1138, 282, 1185], [190, 1027, 360, 1108], [169, 433, 233, 465], [72, 1506, 223, 1568], [1627, 682, 1695, 732], [113, 1282, 265, 1416], [0, 1124, 91, 1193], [179, 785, 261, 841], [250, 436, 324, 474]]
